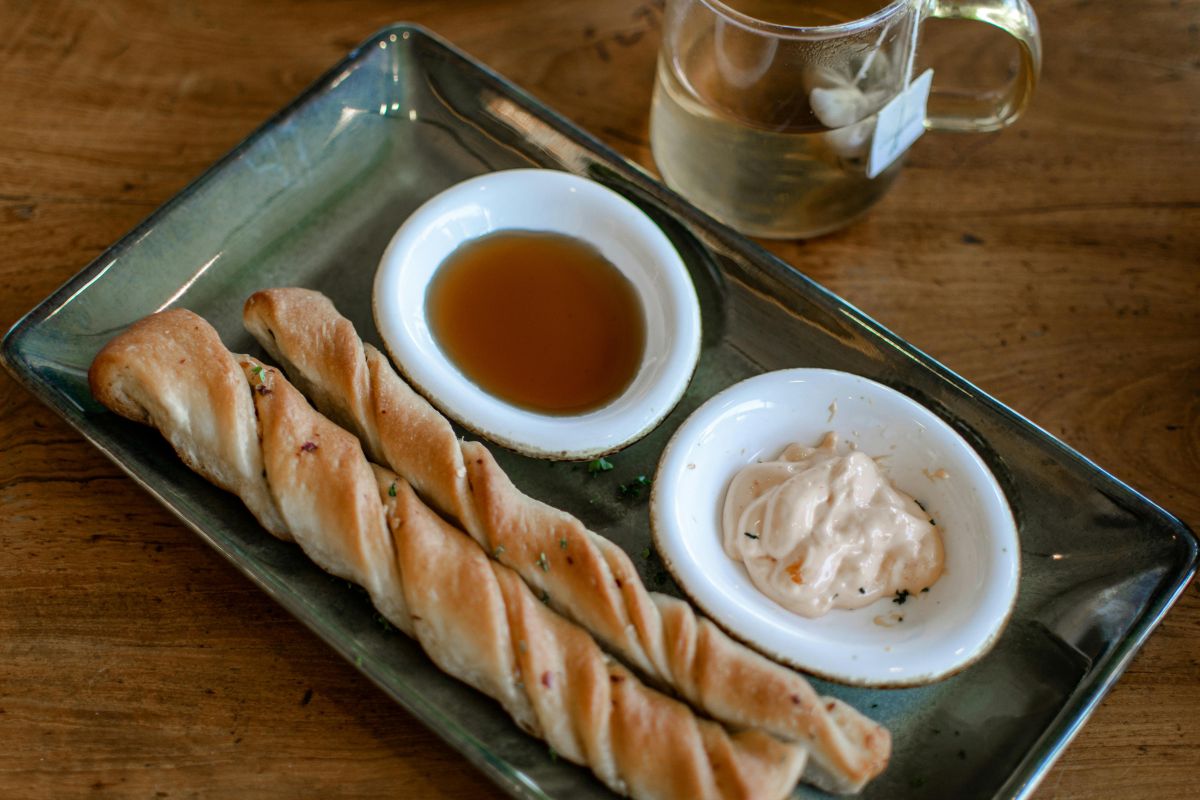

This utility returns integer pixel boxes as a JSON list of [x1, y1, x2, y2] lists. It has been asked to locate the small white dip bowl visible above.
[[373, 169, 701, 460], [650, 368, 1020, 686]]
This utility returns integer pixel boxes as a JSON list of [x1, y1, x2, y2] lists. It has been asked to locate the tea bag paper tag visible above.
[[867, 68, 933, 179]]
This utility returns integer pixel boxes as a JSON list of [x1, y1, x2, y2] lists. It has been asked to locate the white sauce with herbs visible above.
[[722, 433, 944, 618]]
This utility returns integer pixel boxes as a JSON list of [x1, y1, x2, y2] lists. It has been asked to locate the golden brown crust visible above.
[[244, 289, 474, 528], [394, 488, 809, 800], [243, 359, 411, 630], [88, 309, 289, 539], [90, 310, 807, 800], [242, 287, 891, 793]]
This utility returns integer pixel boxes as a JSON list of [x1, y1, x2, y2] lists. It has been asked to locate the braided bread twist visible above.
[[243, 288, 891, 793], [89, 309, 808, 800]]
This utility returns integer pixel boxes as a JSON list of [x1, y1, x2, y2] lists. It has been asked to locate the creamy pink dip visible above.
[[722, 433, 944, 618]]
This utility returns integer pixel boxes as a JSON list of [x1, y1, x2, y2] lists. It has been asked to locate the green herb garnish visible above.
[[536, 551, 550, 572], [618, 474, 652, 499], [493, 544, 506, 558], [559, 536, 568, 550], [587, 457, 614, 475], [388, 481, 397, 497]]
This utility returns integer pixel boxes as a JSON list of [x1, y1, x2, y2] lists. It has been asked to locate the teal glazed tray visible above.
[[3, 25, 1196, 800]]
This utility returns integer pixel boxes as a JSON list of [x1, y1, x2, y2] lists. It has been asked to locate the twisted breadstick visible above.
[[89, 310, 808, 800], [243, 288, 891, 793]]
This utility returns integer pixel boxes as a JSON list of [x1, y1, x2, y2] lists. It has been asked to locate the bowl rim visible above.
[[650, 367, 1021, 687], [372, 168, 702, 460]]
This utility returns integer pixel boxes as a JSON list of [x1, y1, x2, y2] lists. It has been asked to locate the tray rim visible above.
[[3, 21, 1197, 800]]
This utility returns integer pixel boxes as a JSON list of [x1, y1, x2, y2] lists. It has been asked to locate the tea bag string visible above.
[[852, 20, 891, 87], [851, 3, 923, 91], [900, 1, 922, 88]]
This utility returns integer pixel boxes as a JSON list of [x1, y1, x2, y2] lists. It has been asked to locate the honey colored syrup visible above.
[[426, 231, 646, 415]]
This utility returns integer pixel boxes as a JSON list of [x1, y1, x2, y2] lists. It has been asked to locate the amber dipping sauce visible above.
[[426, 231, 647, 414]]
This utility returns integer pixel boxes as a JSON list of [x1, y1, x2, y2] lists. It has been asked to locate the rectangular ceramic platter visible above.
[[3, 25, 1196, 800]]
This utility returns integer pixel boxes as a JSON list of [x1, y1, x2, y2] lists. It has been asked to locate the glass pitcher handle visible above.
[[925, 0, 1042, 133]]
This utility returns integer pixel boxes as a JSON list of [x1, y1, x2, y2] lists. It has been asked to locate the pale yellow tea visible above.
[[426, 231, 646, 415], [652, 0, 907, 238]]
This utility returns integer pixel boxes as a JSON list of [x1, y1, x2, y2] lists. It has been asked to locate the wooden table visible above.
[[1, 1, 1196, 797]]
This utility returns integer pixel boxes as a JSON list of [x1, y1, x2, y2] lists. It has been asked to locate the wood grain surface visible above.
[[1, 0, 1196, 798]]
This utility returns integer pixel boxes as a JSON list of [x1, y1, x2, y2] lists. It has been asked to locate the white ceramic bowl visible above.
[[651, 368, 1019, 686], [373, 169, 701, 460]]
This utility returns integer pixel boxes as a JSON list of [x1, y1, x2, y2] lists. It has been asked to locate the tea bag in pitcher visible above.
[[805, 49, 893, 161]]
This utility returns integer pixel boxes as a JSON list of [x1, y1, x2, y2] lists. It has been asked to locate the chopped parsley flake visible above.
[[250, 365, 272, 394], [387, 481, 397, 497], [493, 544, 506, 558], [618, 474, 652, 498], [536, 551, 550, 572], [587, 457, 614, 475], [641, 547, 651, 559], [559, 536, 568, 550], [548, 747, 558, 763]]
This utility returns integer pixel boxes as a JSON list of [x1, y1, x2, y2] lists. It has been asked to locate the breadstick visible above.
[[243, 288, 891, 793], [89, 309, 289, 540], [89, 310, 808, 800]]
